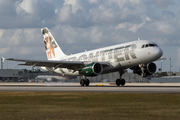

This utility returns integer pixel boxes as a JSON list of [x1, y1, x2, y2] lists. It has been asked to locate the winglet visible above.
[[1, 57, 6, 62]]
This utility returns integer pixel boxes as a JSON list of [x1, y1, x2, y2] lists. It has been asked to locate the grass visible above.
[[0, 92, 180, 120]]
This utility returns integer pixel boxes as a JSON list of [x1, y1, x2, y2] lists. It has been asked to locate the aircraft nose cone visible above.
[[154, 47, 163, 58]]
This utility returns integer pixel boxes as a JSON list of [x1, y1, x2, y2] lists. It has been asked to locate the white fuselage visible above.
[[42, 40, 163, 76]]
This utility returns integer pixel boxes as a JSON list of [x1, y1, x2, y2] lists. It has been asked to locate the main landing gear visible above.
[[80, 76, 90, 86], [116, 70, 126, 86]]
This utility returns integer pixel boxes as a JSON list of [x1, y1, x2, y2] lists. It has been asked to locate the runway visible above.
[[0, 83, 180, 93]]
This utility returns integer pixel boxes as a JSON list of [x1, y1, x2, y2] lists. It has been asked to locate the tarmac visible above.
[[0, 82, 180, 93], [0, 82, 180, 86]]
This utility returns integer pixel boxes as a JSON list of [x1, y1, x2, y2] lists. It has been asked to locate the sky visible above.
[[0, 0, 180, 72]]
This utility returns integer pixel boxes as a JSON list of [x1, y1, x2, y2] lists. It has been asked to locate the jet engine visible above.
[[80, 62, 103, 76], [133, 63, 157, 77]]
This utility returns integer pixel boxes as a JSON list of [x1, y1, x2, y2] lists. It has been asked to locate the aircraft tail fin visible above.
[[41, 27, 66, 60]]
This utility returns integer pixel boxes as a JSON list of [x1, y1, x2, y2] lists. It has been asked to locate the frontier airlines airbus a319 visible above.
[[6, 27, 163, 86]]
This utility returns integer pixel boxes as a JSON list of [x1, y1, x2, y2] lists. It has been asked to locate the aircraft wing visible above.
[[6, 58, 109, 70]]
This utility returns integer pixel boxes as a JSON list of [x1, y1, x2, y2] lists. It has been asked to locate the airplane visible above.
[[6, 27, 163, 86]]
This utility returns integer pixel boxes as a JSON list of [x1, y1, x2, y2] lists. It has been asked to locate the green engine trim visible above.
[[81, 62, 102, 76]]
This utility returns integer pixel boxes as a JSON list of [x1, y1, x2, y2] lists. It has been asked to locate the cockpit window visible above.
[[142, 45, 145, 48], [142, 43, 158, 48], [149, 44, 155, 47], [145, 44, 149, 47]]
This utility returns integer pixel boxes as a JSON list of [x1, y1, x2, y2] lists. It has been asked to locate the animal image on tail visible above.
[[42, 28, 58, 59]]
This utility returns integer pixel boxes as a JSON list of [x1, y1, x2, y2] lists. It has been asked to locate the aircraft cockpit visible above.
[[141, 43, 158, 48]]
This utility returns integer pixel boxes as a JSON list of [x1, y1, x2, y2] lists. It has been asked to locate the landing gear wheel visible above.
[[80, 79, 85, 86], [121, 79, 125, 86], [116, 79, 121, 86], [85, 79, 90, 86]]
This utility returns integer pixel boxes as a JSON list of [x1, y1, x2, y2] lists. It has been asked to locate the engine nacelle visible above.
[[80, 62, 103, 76], [146, 63, 157, 75], [133, 63, 157, 77]]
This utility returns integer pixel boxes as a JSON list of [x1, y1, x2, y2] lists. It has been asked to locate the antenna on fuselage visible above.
[[138, 38, 141, 41]]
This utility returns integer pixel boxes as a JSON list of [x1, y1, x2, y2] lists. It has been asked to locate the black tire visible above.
[[85, 79, 90, 86], [116, 79, 121, 86], [80, 79, 85, 86], [121, 79, 125, 86]]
